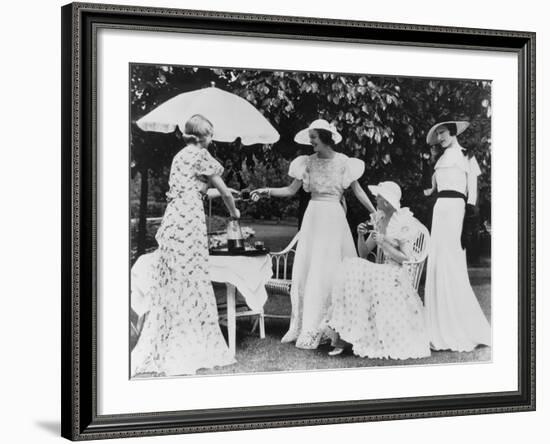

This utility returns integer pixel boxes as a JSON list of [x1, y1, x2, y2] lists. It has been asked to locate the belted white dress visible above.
[[281, 153, 364, 349], [424, 146, 491, 351]]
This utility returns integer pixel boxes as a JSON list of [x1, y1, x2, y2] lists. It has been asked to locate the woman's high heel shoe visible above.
[[328, 347, 345, 356]]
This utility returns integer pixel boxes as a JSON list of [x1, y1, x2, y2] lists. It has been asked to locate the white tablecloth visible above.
[[209, 254, 272, 311], [131, 251, 273, 316]]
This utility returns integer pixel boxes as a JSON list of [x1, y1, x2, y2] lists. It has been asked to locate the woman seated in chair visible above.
[[323, 181, 431, 360]]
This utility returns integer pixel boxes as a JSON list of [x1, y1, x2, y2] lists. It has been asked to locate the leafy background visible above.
[[130, 64, 492, 257]]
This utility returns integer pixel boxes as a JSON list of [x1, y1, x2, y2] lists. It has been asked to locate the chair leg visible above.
[[259, 312, 265, 339], [250, 313, 266, 339]]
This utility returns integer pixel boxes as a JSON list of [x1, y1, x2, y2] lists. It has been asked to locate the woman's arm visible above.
[[350, 181, 376, 213], [205, 187, 239, 200], [466, 171, 478, 206], [208, 174, 240, 218], [357, 226, 376, 259], [375, 234, 409, 264], [423, 174, 437, 196], [466, 155, 482, 206], [251, 179, 302, 199]]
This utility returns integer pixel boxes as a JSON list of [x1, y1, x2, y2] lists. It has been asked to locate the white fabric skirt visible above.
[[327, 258, 431, 360], [424, 198, 491, 351], [282, 200, 357, 349]]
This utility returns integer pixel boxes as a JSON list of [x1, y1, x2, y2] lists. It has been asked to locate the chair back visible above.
[[403, 221, 430, 290], [271, 231, 300, 280], [408, 222, 430, 263]]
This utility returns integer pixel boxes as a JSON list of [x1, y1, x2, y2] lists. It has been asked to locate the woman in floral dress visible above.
[[131, 114, 239, 377], [325, 182, 431, 359], [252, 119, 375, 350]]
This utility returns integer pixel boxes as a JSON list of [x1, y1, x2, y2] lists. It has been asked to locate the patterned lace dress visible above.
[[131, 144, 235, 377], [282, 152, 364, 349], [326, 209, 431, 359]]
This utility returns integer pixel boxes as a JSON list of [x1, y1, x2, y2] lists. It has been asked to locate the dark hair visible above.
[[441, 122, 458, 136], [313, 128, 335, 147]]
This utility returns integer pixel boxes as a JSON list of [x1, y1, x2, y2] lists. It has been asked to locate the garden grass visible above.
[[132, 219, 492, 377]]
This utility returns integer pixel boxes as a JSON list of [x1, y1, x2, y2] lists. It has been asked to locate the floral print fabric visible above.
[[131, 145, 235, 377], [326, 209, 431, 359]]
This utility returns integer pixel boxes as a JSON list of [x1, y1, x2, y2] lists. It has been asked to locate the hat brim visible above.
[[368, 185, 401, 210], [426, 121, 470, 145], [294, 128, 343, 145]]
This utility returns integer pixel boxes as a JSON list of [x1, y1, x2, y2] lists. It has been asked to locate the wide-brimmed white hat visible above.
[[426, 121, 470, 145], [368, 181, 402, 210], [294, 119, 343, 145]]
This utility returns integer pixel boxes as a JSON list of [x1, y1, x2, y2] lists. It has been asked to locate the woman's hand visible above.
[[357, 222, 369, 236], [423, 188, 434, 197], [424, 174, 437, 197], [230, 208, 241, 219], [250, 188, 269, 201]]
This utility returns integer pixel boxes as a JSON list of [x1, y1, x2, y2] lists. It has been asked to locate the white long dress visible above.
[[282, 152, 364, 349], [424, 146, 491, 352]]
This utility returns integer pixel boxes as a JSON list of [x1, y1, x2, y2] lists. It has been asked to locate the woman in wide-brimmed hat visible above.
[[251, 119, 375, 350], [323, 182, 431, 359], [423, 120, 491, 352]]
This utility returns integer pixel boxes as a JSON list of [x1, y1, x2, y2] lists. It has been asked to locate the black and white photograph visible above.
[[55, 1, 537, 441], [2, 0, 545, 442], [129, 64, 492, 378]]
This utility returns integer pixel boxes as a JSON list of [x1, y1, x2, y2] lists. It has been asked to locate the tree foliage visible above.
[[130, 64, 492, 235]]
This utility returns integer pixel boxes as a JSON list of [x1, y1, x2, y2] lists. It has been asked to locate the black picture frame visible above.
[[61, 2, 536, 440]]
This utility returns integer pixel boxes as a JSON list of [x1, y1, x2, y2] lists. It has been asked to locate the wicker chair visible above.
[[373, 220, 430, 291], [260, 222, 429, 327], [262, 231, 300, 321]]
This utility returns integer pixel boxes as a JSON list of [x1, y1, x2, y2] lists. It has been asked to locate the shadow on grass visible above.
[[202, 282, 492, 377]]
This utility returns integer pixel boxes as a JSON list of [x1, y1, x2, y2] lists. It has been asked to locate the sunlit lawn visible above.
[[132, 219, 492, 377], [199, 220, 492, 376], [202, 282, 491, 376]]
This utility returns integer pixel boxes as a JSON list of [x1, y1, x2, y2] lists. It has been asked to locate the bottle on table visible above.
[[226, 217, 245, 252]]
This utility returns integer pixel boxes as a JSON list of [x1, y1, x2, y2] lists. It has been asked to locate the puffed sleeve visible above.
[[196, 148, 224, 176], [288, 155, 309, 180], [466, 155, 481, 205], [389, 208, 417, 260], [342, 157, 365, 188]]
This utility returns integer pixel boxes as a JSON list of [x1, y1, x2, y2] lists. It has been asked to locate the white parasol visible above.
[[136, 86, 280, 145]]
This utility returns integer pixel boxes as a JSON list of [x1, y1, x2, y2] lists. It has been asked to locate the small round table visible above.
[[131, 251, 273, 357]]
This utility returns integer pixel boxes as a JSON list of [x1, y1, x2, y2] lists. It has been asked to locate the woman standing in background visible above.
[[423, 120, 491, 352]]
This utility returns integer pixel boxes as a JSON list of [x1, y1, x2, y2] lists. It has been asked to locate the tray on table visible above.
[[209, 246, 270, 256]]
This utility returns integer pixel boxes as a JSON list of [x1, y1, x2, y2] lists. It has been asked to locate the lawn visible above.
[[200, 220, 492, 376], [132, 219, 492, 377], [203, 278, 491, 376]]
